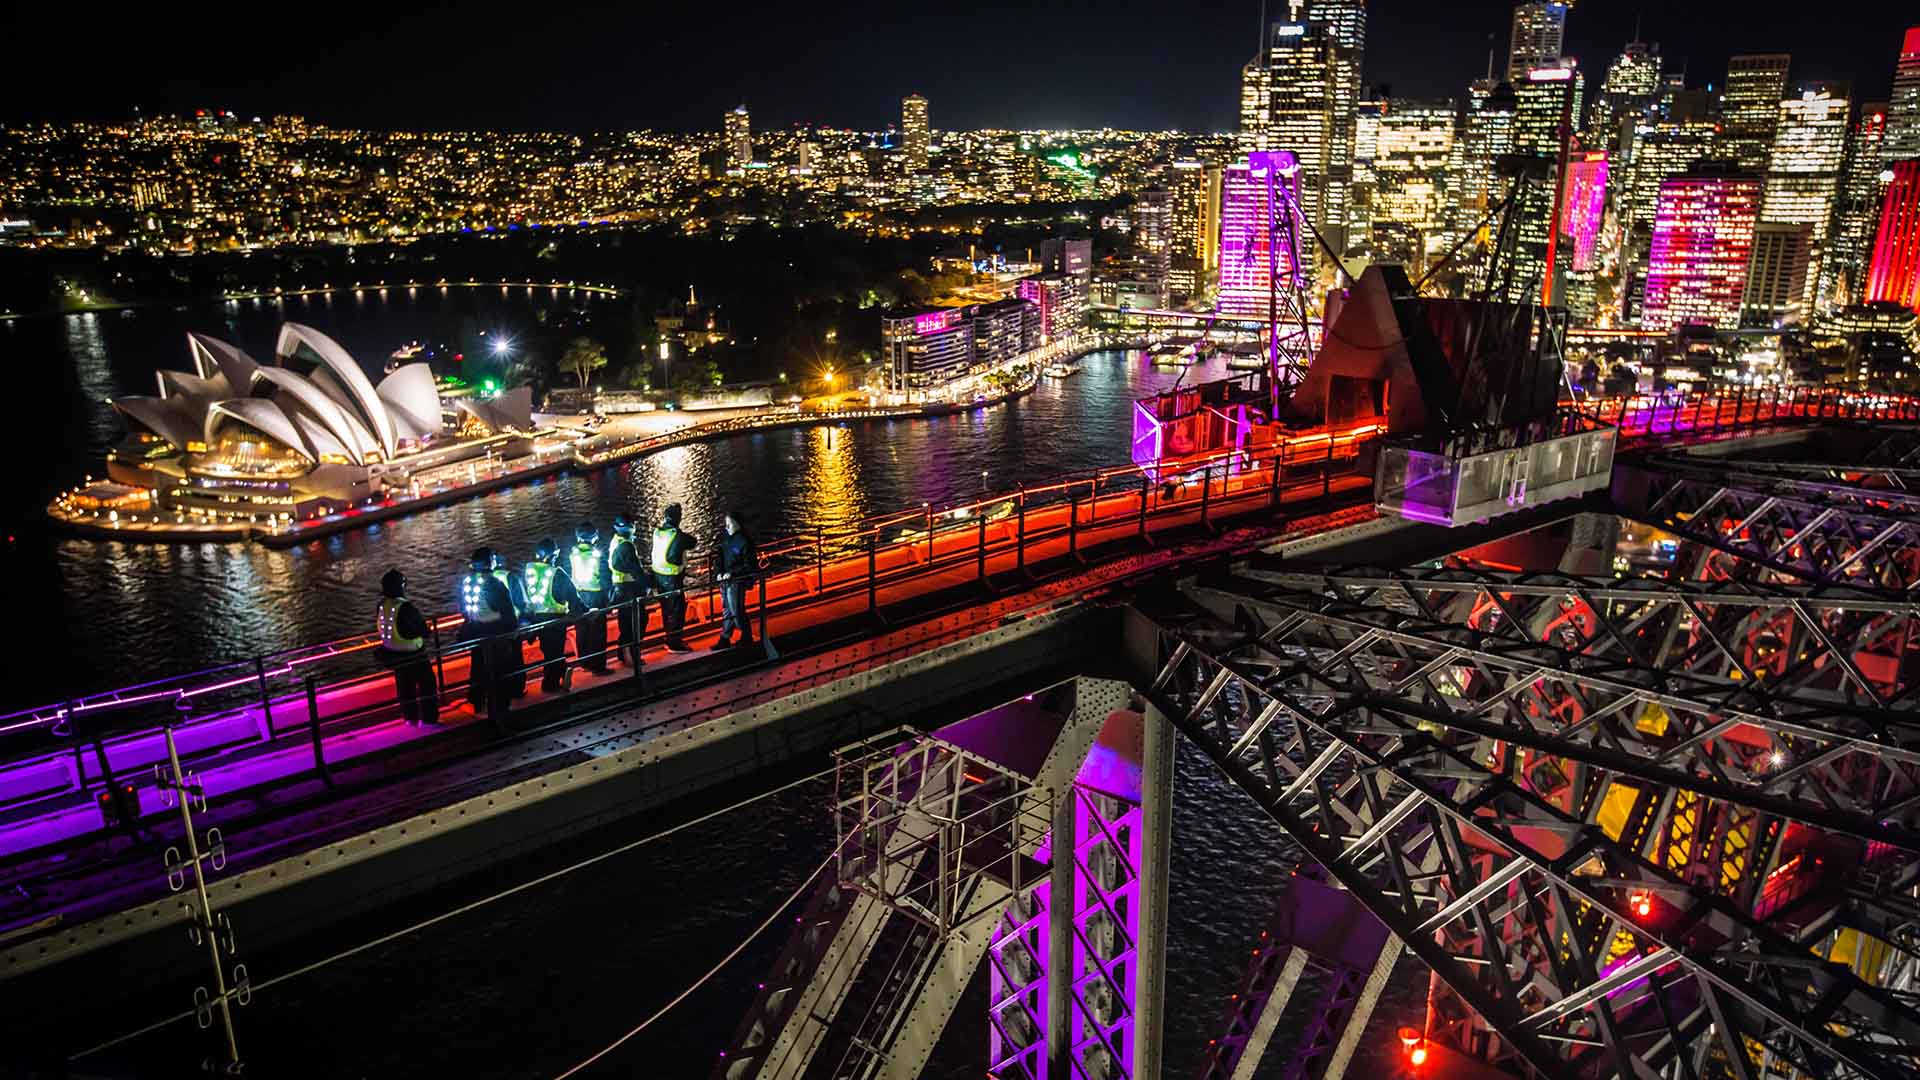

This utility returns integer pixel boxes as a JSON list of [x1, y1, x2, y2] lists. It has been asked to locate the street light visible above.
[[491, 336, 513, 356]]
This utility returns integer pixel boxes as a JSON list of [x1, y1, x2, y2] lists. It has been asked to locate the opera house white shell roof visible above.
[[112, 323, 523, 466]]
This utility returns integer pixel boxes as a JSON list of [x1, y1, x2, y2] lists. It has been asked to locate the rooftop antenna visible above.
[[1485, 35, 1497, 81], [1252, 0, 1268, 63]]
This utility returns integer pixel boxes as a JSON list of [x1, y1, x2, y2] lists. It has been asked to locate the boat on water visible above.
[[1043, 362, 1082, 377], [1148, 343, 1193, 368], [1225, 354, 1267, 371], [386, 341, 426, 373]]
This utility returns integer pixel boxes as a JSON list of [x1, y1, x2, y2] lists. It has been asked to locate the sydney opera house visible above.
[[96, 322, 534, 525]]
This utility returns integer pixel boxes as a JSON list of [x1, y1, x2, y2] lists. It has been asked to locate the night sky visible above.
[[7, 1, 1916, 132]]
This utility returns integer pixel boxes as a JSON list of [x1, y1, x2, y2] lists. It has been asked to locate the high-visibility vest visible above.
[[570, 543, 605, 593], [523, 562, 567, 614], [652, 527, 682, 576], [461, 572, 504, 623], [376, 597, 424, 652], [609, 535, 639, 585]]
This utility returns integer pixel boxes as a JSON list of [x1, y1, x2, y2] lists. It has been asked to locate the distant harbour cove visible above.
[[16, 287, 1228, 713]]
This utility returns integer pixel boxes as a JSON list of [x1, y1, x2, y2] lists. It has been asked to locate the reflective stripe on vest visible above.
[[651, 527, 681, 576], [570, 543, 605, 593], [609, 536, 639, 584], [461, 572, 504, 623], [376, 597, 424, 652], [523, 562, 566, 614]]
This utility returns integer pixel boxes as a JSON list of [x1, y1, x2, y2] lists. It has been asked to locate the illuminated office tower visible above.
[[1371, 100, 1456, 260], [901, 94, 929, 173], [1721, 55, 1792, 172], [1169, 159, 1223, 300], [1561, 151, 1608, 272], [1886, 28, 1920, 163], [1641, 168, 1763, 331], [1216, 152, 1307, 318], [1239, 59, 1272, 155], [1587, 40, 1661, 151], [1743, 223, 1814, 326], [1507, 2, 1569, 84], [1453, 80, 1517, 235], [1867, 160, 1920, 311], [1239, 1, 1363, 253], [1505, 63, 1584, 303], [1348, 97, 1386, 247], [1622, 119, 1721, 256], [1828, 104, 1891, 302], [1763, 85, 1850, 308], [1132, 189, 1174, 284], [725, 105, 752, 170]]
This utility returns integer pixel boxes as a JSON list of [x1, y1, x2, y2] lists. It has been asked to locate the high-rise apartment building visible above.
[[1169, 160, 1223, 301], [1867, 160, 1920, 312], [1453, 80, 1517, 236], [1743, 222, 1815, 326], [1885, 28, 1920, 164], [1642, 168, 1763, 331], [1507, 2, 1569, 84], [725, 105, 752, 170], [901, 94, 929, 173], [1132, 189, 1174, 284], [1721, 55, 1792, 172], [1217, 152, 1308, 318]]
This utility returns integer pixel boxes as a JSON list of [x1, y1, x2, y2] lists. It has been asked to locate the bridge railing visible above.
[[1576, 385, 1920, 442], [0, 433, 1376, 857]]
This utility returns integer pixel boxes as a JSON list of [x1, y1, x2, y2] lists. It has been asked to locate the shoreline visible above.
[[45, 366, 1058, 547]]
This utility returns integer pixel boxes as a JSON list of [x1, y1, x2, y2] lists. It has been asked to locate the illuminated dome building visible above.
[[105, 323, 533, 525]]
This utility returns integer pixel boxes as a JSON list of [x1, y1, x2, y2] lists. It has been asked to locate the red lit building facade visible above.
[[1866, 160, 1920, 312]]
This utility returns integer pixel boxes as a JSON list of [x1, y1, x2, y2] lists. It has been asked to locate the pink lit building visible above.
[[1641, 170, 1763, 331], [1866, 160, 1920, 312], [1215, 151, 1308, 318], [1561, 151, 1608, 272]]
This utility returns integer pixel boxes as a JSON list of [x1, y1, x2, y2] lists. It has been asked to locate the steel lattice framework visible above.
[[1626, 461, 1920, 596], [1135, 560, 1920, 1080]]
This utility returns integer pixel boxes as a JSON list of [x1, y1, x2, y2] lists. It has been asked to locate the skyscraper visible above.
[[1743, 223, 1815, 326], [1239, 0, 1364, 254], [1621, 118, 1721, 257], [725, 105, 752, 171], [1169, 159, 1223, 301], [1505, 63, 1584, 303], [1453, 80, 1517, 237], [1217, 152, 1308, 318], [1370, 100, 1456, 259], [901, 94, 929, 173], [1507, 2, 1569, 84], [1132, 189, 1174, 286], [1561, 151, 1608, 272], [1762, 84, 1850, 308], [1829, 103, 1891, 302], [1642, 168, 1763, 331], [1721, 55, 1792, 172], [1587, 40, 1661, 151], [1867, 160, 1920, 312], [1885, 28, 1920, 164]]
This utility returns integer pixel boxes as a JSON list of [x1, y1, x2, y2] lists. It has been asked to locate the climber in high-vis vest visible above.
[[460, 547, 517, 719], [651, 503, 700, 653], [375, 568, 437, 725], [522, 538, 573, 692], [608, 514, 650, 669], [490, 550, 528, 700], [568, 522, 612, 675]]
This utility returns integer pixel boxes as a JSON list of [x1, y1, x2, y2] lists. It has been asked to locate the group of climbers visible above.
[[371, 504, 758, 726]]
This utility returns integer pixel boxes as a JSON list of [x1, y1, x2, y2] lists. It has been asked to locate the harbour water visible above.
[[17, 290, 1422, 1076]]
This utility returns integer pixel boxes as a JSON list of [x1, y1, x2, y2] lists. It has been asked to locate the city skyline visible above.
[[4, 1, 1917, 133]]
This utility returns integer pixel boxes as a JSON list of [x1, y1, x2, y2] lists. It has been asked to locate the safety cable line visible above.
[[68, 764, 839, 1063], [549, 841, 841, 1080]]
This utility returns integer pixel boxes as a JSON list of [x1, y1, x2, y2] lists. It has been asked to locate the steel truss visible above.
[[1134, 564, 1920, 1080], [1627, 461, 1920, 595]]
